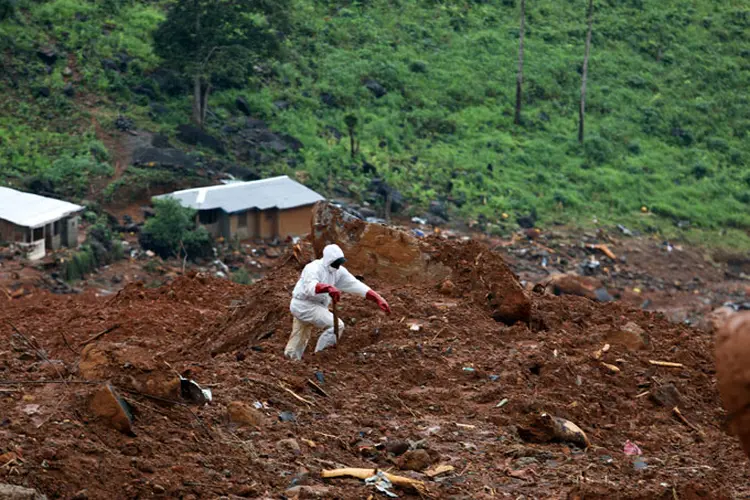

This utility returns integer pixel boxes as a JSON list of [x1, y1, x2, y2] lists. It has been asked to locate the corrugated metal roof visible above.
[[154, 175, 325, 213], [0, 187, 84, 228]]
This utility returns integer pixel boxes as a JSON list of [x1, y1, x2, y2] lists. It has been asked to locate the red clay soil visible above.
[[1, 240, 749, 499]]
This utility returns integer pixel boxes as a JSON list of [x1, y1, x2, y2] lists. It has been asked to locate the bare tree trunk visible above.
[[349, 128, 356, 159], [579, 0, 594, 144], [385, 190, 392, 223], [192, 75, 202, 125], [515, 0, 526, 126], [200, 83, 211, 126]]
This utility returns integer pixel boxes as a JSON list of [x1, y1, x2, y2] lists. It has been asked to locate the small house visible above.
[[0, 187, 83, 260], [154, 176, 325, 240]]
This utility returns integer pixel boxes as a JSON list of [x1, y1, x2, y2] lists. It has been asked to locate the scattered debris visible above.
[[321, 468, 426, 495], [623, 440, 642, 456], [179, 377, 212, 405], [90, 384, 134, 436], [424, 464, 455, 478], [365, 470, 398, 498], [648, 360, 684, 368], [519, 413, 590, 449], [279, 411, 297, 423], [0, 484, 48, 500], [495, 398, 509, 408]]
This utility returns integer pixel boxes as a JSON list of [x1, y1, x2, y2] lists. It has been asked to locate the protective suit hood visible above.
[[322, 244, 345, 268]]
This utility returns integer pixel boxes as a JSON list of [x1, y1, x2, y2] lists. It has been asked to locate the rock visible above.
[[594, 288, 614, 302], [132, 84, 157, 100], [245, 117, 267, 129], [385, 439, 409, 456], [71, 490, 88, 500], [149, 102, 169, 117], [364, 79, 387, 98], [369, 178, 404, 212], [276, 438, 301, 455], [63, 83, 75, 98], [273, 100, 290, 110], [151, 133, 172, 149], [517, 214, 536, 229], [37, 47, 58, 66], [62, 66, 73, 76], [544, 274, 604, 302], [236, 96, 252, 115], [285, 485, 331, 498], [132, 147, 195, 170], [101, 58, 120, 71], [0, 484, 47, 500], [429, 201, 449, 220], [409, 60, 428, 73], [320, 92, 337, 108], [439, 279, 456, 296], [399, 449, 435, 471], [80, 343, 181, 399], [152, 484, 166, 495], [227, 401, 267, 427], [149, 68, 185, 96], [607, 321, 648, 351], [518, 413, 590, 449], [36, 87, 50, 98], [90, 384, 134, 435], [716, 312, 750, 458], [278, 411, 296, 422], [649, 384, 682, 408], [177, 124, 226, 154]]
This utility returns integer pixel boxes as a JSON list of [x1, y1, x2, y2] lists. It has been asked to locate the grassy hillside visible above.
[[1, 0, 749, 246]]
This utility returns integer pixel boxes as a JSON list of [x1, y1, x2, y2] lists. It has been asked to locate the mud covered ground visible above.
[[1, 235, 750, 499]]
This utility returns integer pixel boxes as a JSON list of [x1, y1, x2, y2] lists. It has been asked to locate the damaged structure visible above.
[[155, 176, 325, 240], [0, 187, 83, 260]]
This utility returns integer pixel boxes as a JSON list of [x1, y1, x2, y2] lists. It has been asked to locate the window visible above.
[[238, 212, 247, 228], [32, 227, 44, 241], [53, 220, 60, 236], [199, 210, 218, 225]]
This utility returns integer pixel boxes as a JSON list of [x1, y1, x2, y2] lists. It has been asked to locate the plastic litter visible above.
[[623, 440, 642, 456], [617, 224, 633, 236], [365, 471, 398, 498], [412, 229, 426, 238], [411, 217, 427, 225], [179, 377, 212, 405]]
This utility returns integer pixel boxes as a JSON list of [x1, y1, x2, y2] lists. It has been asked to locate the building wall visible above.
[[258, 209, 279, 239], [228, 210, 258, 241], [278, 204, 314, 238], [63, 216, 79, 248], [0, 219, 26, 243]]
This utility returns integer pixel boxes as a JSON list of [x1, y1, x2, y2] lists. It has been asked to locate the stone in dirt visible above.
[[90, 384, 134, 435], [607, 321, 648, 351], [649, 384, 682, 408], [276, 438, 302, 455], [227, 401, 267, 427], [0, 484, 48, 500], [285, 485, 331, 498], [385, 439, 409, 456], [398, 449, 436, 471]]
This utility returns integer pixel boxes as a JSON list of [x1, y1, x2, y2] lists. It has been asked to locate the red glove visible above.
[[315, 283, 341, 303], [366, 290, 391, 314]]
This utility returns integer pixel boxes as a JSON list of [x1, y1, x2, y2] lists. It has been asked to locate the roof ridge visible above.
[[163, 175, 292, 197]]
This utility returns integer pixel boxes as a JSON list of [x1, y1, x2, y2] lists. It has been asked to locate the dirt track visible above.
[[1, 228, 750, 499]]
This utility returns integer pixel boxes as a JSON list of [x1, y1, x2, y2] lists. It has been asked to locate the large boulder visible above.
[[311, 202, 531, 324], [0, 484, 47, 500], [177, 124, 226, 154]]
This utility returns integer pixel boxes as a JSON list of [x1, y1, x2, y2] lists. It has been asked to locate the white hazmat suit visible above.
[[285, 244, 370, 360]]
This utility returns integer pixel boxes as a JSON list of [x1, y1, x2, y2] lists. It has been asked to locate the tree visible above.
[[139, 198, 213, 261], [579, 0, 594, 144], [344, 114, 359, 159], [514, 0, 526, 126], [154, 0, 290, 127]]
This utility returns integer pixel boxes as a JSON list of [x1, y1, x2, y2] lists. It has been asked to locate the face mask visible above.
[[330, 257, 345, 270]]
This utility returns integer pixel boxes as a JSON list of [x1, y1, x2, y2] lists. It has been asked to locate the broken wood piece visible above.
[[321, 468, 426, 493], [424, 464, 455, 478], [306, 379, 330, 398], [673, 407, 706, 438], [280, 384, 314, 406], [649, 360, 684, 368], [455, 423, 476, 429], [79, 324, 121, 347], [601, 362, 620, 373], [588, 244, 617, 260]]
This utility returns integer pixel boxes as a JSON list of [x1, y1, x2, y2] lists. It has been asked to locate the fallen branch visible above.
[[79, 324, 121, 347], [321, 468, 426, 493], [672, 407, 706, 438], [649, 360, 684, 368], [588, 243, 616, 260], [280, 383, 314, 406], [306, 379, 330, 398], [7, 321, 67, 384], [120, 388, 213, 440], [60, 331, 79, 355]]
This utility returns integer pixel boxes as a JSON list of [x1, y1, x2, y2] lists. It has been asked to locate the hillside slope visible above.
[[1, 0, 748, 242]]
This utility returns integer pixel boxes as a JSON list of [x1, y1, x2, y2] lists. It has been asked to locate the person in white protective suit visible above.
[[285, 244, 391, 360]]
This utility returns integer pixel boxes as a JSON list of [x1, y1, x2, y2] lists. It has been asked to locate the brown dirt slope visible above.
[[0, 227, 748, 499]]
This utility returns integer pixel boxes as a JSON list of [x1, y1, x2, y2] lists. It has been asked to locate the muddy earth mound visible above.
[[1, 208, 748, 499]]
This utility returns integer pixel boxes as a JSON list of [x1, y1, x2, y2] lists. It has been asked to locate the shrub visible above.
[[139, 198, 213, 261], [232, 268, 252, 285]]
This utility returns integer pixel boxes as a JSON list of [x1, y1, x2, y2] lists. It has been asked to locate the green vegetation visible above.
[[61, 217, 124, 281], [231, 267, 253, 285], [139, 198, 213, 260], [1, 0, 748, 247]]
